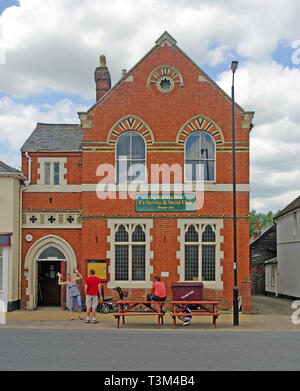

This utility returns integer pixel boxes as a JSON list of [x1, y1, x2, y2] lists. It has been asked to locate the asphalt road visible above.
[[1, 328, 300, 371]]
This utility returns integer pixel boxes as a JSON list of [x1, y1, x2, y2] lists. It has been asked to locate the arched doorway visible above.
[[24, 235, 78, 310], [36, 246, 66, 307]]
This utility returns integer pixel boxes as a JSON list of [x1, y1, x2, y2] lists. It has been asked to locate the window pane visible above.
[[202, 245, 215, 281], [131, 133, 145, 159], [116, 160, 128, 184], [115, 245, 128, 280], [115, 225, 129, 242], [201, 160, 214, 181], [202, 225, 216, 242], [54, 163, 60, 185], [132, 245, 145, 281], [185, 132, 201, 160], [45, 163, 50, 185], [132, 225, 146, 242], [116, 133, 130, 157], [185, 161, 204, 181], [128, 161, 146, 182], [200, 132, 215, 159], [185, 225, 198, 242], [0, 247, 3, 291], [0, 235, 10, 246], [185, 245, 198, 281]]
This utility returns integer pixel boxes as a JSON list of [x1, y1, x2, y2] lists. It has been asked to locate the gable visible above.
[[80, 32, 253, 146]]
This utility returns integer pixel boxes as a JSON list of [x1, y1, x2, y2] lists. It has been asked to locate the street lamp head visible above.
[[231, 61, 238, 74]]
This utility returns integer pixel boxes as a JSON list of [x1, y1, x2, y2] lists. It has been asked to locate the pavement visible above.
[[1, 295, 300, 332]]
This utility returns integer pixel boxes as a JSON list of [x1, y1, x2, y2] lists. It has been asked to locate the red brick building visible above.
[[20, 32, 254, 311]]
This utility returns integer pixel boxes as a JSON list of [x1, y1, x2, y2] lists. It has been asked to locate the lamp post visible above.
[[231, 60, 239, 326]]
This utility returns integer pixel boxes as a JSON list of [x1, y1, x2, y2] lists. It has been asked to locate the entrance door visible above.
[[38, 261, 61, 306]]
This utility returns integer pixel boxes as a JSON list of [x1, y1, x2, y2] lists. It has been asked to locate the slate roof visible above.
[[0, 160, 19, 174], [21, 123, 82, 151], [274, 195, 300, 219], [0, 160, 25, 180]]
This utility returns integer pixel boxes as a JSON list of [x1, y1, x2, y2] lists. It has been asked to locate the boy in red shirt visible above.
[[84, 269, 103, 323]]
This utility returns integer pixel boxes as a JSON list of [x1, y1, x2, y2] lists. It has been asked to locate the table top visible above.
[[171, 300, 219, 304], [117, 300, 165, 304]]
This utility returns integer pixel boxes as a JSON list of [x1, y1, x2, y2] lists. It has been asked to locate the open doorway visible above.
[[37, 261, 61, 306], [36, 246, 67, 308]]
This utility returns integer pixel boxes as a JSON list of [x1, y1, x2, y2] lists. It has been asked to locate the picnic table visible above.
[[114, 300, 165, 328], [170, 300, 219, 328]]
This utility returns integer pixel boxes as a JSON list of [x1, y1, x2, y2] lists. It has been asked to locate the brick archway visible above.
[[177, 115, 225, 145], [107, 115, 155, 145]]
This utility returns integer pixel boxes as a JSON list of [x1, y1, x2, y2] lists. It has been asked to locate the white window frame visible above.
[[37, 158, 67, 186], [107, 219, 153, 289], [184, 131, 216, 184], [0, 246, 9, 321], [177, 219, 224, 289]]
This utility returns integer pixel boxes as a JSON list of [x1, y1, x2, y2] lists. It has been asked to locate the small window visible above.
[[38, 158, 66, 186]]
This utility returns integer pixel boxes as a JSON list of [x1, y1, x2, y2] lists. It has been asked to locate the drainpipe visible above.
[[24, 152, 31, 187]]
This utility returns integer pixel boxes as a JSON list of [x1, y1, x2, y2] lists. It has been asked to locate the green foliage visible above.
[[249, 210, 279, 237]]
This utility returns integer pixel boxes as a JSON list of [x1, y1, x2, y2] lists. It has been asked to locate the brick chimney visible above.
[[253, 221, 261, 240], [94, 54, 111, 101]]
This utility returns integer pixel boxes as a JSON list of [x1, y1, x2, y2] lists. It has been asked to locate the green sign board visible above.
[[135, 194, 196, 212]]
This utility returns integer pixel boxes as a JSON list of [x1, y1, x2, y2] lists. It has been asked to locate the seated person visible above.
[[147, 276, 166, 302]]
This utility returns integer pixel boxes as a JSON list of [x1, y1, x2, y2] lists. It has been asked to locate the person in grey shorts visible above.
[[84, 269, 103, 323], [57, 269, 83, 320]]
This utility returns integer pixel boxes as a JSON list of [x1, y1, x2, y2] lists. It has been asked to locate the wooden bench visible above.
[[170, 301, 219, 328], [114, 300, 165, 329]]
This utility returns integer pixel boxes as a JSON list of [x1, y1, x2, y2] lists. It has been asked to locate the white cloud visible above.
[[0, 0, 300, 213], [1, 0, 300, 99], [217, 62, 300, 213], [0, 96, 87, 167]]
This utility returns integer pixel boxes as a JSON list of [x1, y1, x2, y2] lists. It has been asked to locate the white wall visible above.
[[277, 210, 300, 298], [0, 176, 21, 307]]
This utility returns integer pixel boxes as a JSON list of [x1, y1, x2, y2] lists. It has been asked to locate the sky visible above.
[[0, 0, 300, 214]]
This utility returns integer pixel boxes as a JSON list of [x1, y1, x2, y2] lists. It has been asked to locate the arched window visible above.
[[183, 224, 217, 282], [38, 247, 66, 260], [116, 131, 146, 184], [115, 225, 129, 242], [185, 131, 215, 181]]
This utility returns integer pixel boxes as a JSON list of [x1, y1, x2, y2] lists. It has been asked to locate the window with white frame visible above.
[[107, 220, 153, 288], [177, 219, 223, 289], [116, 131, 146, 184], [185, 131, 215, 181], [115, 224, 146, 281], [37, 158, 67, 186], [184, 225, 216, 281]]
